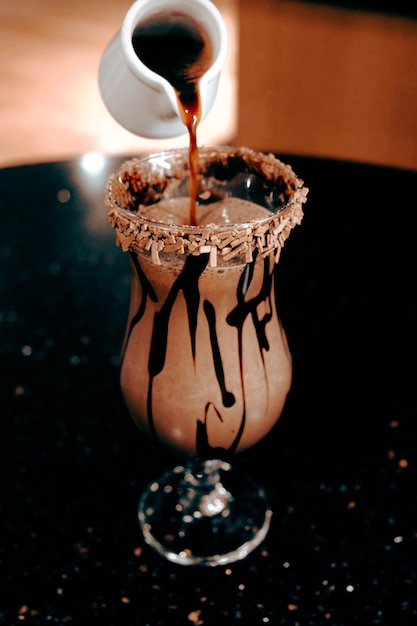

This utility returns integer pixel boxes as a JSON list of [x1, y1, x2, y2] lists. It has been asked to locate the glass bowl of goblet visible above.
[[105, 145, 308, 566]]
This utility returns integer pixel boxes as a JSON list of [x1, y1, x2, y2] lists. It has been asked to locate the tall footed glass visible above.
[[105, 145, 308, 566]]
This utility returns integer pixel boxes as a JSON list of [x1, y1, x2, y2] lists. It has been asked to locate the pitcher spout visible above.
[[98, 0, 228, 139]]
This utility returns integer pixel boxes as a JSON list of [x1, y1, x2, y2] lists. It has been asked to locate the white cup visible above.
[[98, 0, 229, 139]]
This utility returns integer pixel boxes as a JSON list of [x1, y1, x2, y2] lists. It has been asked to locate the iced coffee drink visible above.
[[105, 145, 308, 459]]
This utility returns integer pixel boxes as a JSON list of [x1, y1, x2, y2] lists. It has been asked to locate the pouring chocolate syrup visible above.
[[132, 10, 214, 225]]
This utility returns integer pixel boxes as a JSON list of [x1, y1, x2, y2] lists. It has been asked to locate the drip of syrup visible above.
[[132, 10, 214, 225]]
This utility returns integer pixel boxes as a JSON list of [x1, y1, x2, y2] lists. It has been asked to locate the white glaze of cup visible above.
[[98, 0, 229, 138]]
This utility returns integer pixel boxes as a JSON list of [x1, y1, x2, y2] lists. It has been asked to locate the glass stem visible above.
[[182, 459, 233, 518]]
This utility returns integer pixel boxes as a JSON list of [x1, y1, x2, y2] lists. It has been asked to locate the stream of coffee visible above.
[[132, 9, 213, 226]]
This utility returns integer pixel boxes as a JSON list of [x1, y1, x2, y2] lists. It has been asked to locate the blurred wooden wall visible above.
[[1, 0, 416, 171], [235, 0, 417, 170], [0, 0, 238, 167]]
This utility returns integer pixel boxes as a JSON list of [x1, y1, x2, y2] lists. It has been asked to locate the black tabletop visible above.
[[1, 152, 416, 625]]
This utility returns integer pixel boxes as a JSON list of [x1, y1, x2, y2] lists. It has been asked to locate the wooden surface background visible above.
[[237, 0, 417, 170], [1, 0, 416, 170]]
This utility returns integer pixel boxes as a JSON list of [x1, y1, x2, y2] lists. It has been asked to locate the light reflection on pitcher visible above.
[[105, 145, 308, 566]]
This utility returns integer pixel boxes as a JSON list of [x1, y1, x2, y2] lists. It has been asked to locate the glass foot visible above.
[[138, 459, 272, 566]]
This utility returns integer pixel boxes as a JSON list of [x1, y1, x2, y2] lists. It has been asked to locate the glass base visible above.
[[138, 459, 272, 567]]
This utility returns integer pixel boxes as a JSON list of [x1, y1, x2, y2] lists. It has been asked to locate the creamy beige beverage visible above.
[[106, 146, 308, 459], [122, 198, 290, 456], [139, 196, 275, 225]]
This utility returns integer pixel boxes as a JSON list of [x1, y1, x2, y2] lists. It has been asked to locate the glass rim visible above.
[[106, 145, 306, 228], [105, 145, 308, 266]]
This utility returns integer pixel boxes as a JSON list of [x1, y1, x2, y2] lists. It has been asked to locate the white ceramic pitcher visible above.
[[98, 0, 229, 139]]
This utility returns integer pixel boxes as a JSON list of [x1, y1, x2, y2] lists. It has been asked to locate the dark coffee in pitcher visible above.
[[132, 9, 213, 95], [132, 9, 214, 225]]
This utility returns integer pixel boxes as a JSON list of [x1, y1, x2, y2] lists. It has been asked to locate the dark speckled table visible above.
[[1, 153, 416, 625]]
